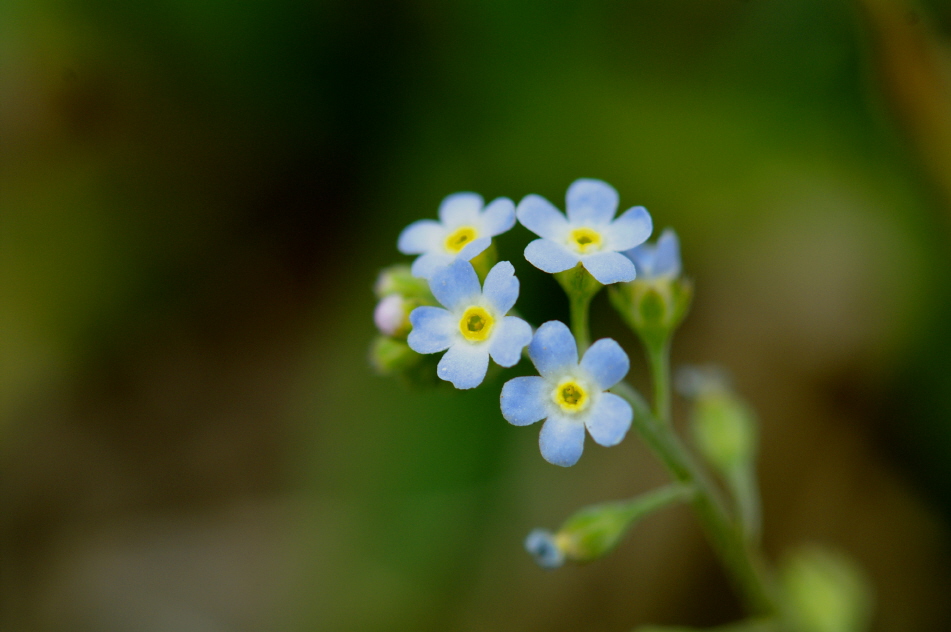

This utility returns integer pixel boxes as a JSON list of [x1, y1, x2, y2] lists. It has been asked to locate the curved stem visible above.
[[611, 381, 778, 617]]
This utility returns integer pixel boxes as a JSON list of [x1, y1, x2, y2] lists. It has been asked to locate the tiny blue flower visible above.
[[408, 259, 532, 389], [624, 228, 681, 281], [524, 529, 565, 569], [516, 178, 652, 285], [500, 320, 633, 466], [398, 193, 516, 279]]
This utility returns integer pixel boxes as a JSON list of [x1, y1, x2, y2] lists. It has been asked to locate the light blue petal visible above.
[[524, 239, 579, 274], [606, 206, 652, 251], [624, 243, 655, 277], [529, 320, 578, 379], [407, 307, 456, 353], [458, 236, 491, 262], [411, 252, 454, 279], [654, 228, 682, 278], [539, 413, 586, 467], [439, 192, 483, 227], [585, 392, 632, 447], [482, 261, 519, 314], [516, 194, 569, 240], [489, 316, 533, 367], [566, 178, 618, 226], [428, 258, 482, 311], [479, 197, 516, 236], [437, 342, 490, 389], [524, 529, 565, 569], [500, 375, 549, 426], [580, 338, 629, 390], [398, 219, 444, 254], [581, 251, 636, 284]]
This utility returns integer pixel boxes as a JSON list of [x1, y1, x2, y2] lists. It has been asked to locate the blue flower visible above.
[[516, 179, 652, 284], [624, 228, 681, 281], [500, 320, 633, 466], [524, 529, 565, 569], [398, 193, 516, 279], [408, 259, 532, 389]]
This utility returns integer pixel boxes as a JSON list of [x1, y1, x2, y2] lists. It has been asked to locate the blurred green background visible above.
[[4, 0, 951, 630]]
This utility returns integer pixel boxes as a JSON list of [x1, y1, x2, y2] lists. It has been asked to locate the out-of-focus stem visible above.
[[612, 381, 778, 617]]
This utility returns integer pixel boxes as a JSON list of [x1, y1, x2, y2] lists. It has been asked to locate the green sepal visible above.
[[553, 484, 694, 563], [554, 263, 602, 303], [609, 277, 693, 348]]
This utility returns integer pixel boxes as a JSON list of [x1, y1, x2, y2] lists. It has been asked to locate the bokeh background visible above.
[[4, 0, 951, 630]]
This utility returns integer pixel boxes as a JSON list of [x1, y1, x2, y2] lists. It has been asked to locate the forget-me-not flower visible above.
[[624, 228, 681, 281], [408, 259, 532, 389], [500, 320, 633, 466], [516, 179, 652, 285], [398, 193, 516, 279], [524, 529, 566, 569]]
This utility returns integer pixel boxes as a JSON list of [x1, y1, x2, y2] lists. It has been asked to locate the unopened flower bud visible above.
[[374, 265, 431, 301], [374, 295, 411, 337], [781, 545, 872, 632], [369, 336, 421, 375], [525, 485, 693, 568], [524, 529, 566, 569]]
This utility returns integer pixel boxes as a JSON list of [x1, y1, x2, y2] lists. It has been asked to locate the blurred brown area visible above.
[[3, 1, 951, 631]]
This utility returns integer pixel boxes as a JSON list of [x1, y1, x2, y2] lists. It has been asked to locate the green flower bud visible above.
[[781, 546, 873, 632], [527, 484, 693, 567], [369, 336, 421, 375], [691, 390, 757, 473], [374, 265, 432, 301], [609, 277, 693, 348]]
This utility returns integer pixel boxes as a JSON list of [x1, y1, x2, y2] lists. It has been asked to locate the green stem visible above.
[[646, 339, 672, 424], [611, 381, 778, 617], [570, 292, 593, 354]]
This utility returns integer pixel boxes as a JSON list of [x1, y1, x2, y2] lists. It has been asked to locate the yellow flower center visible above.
[[553, 380, 589, 413], [445, 226, 478, 253], [569, 227, 602, 253], [459, 306, 494, 342]]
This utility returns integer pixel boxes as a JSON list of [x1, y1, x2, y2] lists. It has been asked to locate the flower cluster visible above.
[[371, 180, 871, 631], [371, 178, 672, 467]]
